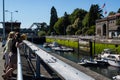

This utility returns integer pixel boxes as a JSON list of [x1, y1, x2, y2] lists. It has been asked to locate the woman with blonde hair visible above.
[[3, 31, 15, 71], [2, 32, 22, 79]]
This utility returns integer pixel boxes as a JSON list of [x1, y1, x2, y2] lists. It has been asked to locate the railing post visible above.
[[35, 55, 41, 79], [26, 48, 31, 61], [23, 44, 26, 55]]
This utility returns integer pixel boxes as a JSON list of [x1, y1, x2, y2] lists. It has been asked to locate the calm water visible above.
[[39, 44, 120, 80]]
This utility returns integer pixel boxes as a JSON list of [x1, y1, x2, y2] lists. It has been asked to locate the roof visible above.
[[96, 13, 120, 22]]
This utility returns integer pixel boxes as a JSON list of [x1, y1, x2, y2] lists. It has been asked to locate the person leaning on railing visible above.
[[2, 31, 15, 72], [2, 32, 23, 79]]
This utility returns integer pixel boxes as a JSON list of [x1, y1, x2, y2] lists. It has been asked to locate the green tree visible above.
[[48, 6, 58, 35], [81, 27, 89, 35], [38, 31, 46, 37], [63, 12, 70, 35], [54, 12, 70, 35], [54, 17, 64, 35], [75, 29, 82, 35], [66, 25, 74, 35], [82, 4, 103, 35], [39, 22, 48, 32], [116, 18, 120, 25], [82, 13, 89, 27], [72, 18, 82, 34], [69, 8, 87, 24], [66, 8, 87, 35], [85, 25, 95, 35], [117, 8, 120, 13], [89, 4, 103, 27], [73, 18, 82, 29]]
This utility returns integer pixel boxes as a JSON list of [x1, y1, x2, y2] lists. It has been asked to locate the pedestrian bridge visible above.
[[4, 40, 110, 80]]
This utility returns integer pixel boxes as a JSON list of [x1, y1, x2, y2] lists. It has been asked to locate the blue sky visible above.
[[0, 0, 120, 28]]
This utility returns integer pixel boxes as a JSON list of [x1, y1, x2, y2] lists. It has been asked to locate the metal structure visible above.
[[30, 23, 43, 29]]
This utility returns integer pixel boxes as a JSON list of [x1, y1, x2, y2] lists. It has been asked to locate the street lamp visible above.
[[5, 10, 18, 31]]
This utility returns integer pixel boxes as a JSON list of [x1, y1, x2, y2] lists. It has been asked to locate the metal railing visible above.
[[23, 40, 95, 80], [17, 48, 23, 80]]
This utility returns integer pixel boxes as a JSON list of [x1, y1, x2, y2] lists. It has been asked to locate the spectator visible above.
[[2, 32, 22, 79], [21, 33, 27, 40], [3, 31, 15, 71]]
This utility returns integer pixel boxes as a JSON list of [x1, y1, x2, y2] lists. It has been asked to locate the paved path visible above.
[[0, 42, 5, 80]]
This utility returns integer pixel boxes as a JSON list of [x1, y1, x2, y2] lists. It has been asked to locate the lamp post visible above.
[[5, 10, 18, 31], [94, 26, 96, 57], [2, 0, 6, 43]]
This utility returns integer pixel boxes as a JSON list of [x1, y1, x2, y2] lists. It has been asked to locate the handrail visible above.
[[17, 48, 23, 80], [23, 40, 95, 80]]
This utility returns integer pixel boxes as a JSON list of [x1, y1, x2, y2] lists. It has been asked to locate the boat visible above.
[[107, 54, 120, 67], [96, 48, 114, 66], [43, 43, 49, 48], [78, 58, 97, 66], [96, 59, 109, 66], [79, 49, 120, 67], [78, 58, 88, 65], [79, 48, 113, 66], [51, 46, 74, 52], [86, 59, 98, 66], [113, 75, 120, 80], [48, 42, 59, 47], [96, 48, 120, 67], [98, 48, 113, 59]]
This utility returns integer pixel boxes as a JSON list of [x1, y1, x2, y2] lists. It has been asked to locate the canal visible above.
[[39, 44, 120, 80]]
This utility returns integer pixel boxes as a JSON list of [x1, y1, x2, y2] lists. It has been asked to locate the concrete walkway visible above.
[[0, 42, 5, 80]]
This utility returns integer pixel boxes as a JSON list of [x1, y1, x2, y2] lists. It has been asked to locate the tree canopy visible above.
[[45, 4, 120, 36], [48, 6, 58, 35], [50, 4, 103, 35]]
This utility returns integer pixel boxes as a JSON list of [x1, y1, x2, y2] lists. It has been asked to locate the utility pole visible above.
[[2, 0, 6, 41]]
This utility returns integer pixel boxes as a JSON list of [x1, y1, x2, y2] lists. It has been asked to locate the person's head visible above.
[[14, 32, 21, 42], [15, 32, 20, 39], [21, 34, 27, 40], [8, 31, 15, 39]]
